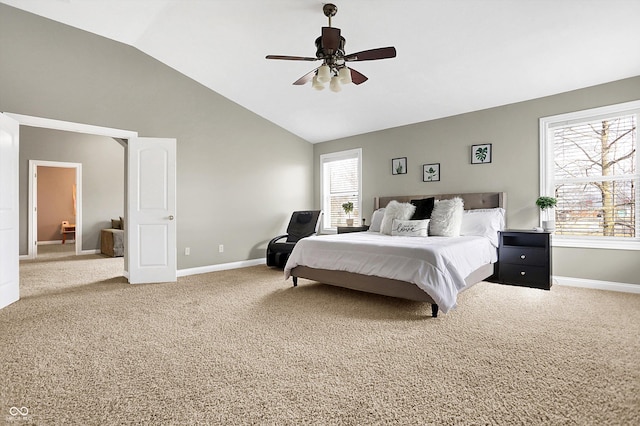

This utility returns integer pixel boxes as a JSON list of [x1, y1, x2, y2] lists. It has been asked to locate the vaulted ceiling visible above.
[[3, 0, 640, 143]]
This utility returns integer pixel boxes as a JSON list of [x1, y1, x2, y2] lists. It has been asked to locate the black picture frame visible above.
[[423, 163, 440, 182], [392, 157, 407, 175], [471, 143, 492, 164]]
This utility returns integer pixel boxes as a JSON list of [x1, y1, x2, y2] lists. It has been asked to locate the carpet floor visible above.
[[1, 254, 639, 425]]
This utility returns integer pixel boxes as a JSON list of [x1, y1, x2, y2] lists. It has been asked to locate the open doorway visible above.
[[2, 112, 176, 299], [29, 161, 82, 259], [20, 126, 124, 260]]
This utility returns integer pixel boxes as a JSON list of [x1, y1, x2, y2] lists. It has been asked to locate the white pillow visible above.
[[429, 197, 464, 237], [369, 208, 386, 232], [391, 219, 429, 237], [380, 201, 416, 235], [460, 208, 505, 247]]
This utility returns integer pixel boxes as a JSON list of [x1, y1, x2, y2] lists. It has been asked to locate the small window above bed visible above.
[[320, 148, 362, 233]]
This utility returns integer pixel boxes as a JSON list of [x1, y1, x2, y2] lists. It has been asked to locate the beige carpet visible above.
[[2, 254, 639, 425]]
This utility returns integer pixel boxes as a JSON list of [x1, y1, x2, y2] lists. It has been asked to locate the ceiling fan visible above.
[[265, 3, 396, 91]]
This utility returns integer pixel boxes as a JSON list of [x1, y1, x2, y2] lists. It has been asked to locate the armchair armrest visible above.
[[268, 234, 289, 246]]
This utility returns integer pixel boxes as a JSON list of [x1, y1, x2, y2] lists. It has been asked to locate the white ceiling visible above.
[[3, 0, 640, 143]]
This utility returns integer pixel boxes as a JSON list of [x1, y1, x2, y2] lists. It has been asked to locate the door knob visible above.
[[169, 215, 174, 220]]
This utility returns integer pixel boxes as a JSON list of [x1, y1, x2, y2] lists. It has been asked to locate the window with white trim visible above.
[[320, 148, 362, 233], [540, 100, 639, 250]]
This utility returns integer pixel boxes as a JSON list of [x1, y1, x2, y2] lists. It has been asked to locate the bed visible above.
[[284, 192, 506, 317]]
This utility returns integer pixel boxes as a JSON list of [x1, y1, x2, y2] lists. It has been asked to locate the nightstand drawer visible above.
[[500, 247, 547, 266], [500, 264, 549, 287]]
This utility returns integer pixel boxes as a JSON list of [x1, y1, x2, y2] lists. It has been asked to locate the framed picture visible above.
[[392, 157, 407, 175], [471, 143, 492, 164], [423, 163, 440, 182]]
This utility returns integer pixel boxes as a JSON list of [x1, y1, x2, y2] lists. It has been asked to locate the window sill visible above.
[[552, 236, 640, 251]]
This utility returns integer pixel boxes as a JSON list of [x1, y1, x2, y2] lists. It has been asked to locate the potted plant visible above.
[[342, 201, 354, 226], [536, 196, 557, 231]]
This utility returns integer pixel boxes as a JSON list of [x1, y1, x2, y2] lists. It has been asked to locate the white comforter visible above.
[[284, 232, 497, 313]]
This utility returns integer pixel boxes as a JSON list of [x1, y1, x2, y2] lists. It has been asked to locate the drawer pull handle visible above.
[[520, 254, 526, 259], [520, 271, 526, 276]]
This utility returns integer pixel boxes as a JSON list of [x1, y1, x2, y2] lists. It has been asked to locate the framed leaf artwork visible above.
[[471, 143, 492, 164], [392, 157, 407, 175], [423, 163, 440, 182]]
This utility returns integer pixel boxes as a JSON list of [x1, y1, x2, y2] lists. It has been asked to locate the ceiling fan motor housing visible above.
[[315, 32, 346, 61]]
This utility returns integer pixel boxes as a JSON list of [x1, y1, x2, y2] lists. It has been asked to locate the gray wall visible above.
[[0, 4, 314, 269], [19, 127, 124, 253], [314, 76, 640, 285]]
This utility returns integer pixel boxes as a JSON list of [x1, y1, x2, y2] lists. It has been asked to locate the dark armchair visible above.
[[266, 210, 322, 269]]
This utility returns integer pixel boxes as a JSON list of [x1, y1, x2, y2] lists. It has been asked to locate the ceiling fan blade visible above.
[[293, 68, 318, 85], [344, 47, 396, 62], [321, 27, 341, 52], [266, 55, 318, 61], [349, 67, 368, 85]]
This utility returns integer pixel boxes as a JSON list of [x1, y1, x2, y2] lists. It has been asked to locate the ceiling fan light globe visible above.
[[330, 76, 342, 92], [338, 67, 352, 84], [317, 65, 331, 83], [312, 76, 325, 90]]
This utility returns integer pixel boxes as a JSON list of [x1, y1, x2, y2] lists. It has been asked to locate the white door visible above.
[[127, 137, 177, 284], [0, 114, 20, 310]]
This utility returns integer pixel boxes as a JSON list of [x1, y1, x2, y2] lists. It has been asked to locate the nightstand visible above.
[[337, 225, 369, 234], [497, 230, 552, 290]]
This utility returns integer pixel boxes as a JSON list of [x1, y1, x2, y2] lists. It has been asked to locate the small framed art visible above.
[[423, 163, 440, 182], [471, 143, 492, 164], [392, 157, 407, 175]]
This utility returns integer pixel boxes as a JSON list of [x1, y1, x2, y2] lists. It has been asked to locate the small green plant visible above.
[[475, 146, 488, 162], [535, 196, 557, 210], [536, 196, 557, 225], [341, 201, 354, 218]]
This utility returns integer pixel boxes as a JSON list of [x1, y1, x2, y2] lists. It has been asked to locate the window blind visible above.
[[320, 149, 362, 231], [550, 114, 637, 239]]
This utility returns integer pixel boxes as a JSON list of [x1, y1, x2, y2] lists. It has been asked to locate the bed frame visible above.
[[290, 192, 506, 317]]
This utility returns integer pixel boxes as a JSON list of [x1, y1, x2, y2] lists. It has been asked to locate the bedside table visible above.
[[337, 225, 369, 234], [498, 230, 552, 290]]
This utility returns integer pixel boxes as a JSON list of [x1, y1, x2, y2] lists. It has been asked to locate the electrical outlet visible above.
[[219, 244, 224, 253], [185, 247, 190, 255]]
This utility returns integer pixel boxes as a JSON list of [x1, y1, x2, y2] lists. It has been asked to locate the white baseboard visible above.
[[177, 258, 266, 277], [82, 249, 100, 255], [554, 276, 640, 294]]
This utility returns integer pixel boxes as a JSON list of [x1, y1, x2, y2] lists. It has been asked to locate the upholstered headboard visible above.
[[374, 192, 506, 211]]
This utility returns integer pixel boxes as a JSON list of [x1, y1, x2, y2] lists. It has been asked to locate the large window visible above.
[[320, 148, 362, 233], [540, 100, 639, 249]]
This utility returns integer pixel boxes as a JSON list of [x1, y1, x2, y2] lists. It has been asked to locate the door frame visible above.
[[0, 113, 19, 310], [3, 113, 176, 282], [28, 160, 82, 259]]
